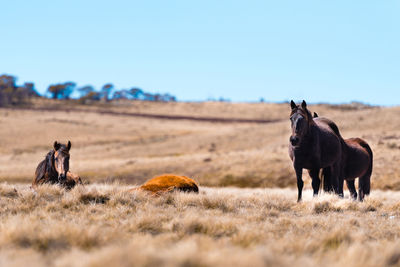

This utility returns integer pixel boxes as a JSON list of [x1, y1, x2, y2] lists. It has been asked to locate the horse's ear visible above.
[[53, 141, 61, 151], [313, 112, 318, 118], [290, 100, 296, 110], [301, 100, 307, 109], [67, 141, 71, 151]]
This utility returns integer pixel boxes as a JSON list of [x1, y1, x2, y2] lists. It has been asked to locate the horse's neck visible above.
[[302, 124, 317, 145], [294, 125, 319, 157]]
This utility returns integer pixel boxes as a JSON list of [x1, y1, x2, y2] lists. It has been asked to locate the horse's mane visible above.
[[304, 108, 313, 122], [313, 112, 343, 139], [34, 150, 57, 184], [291, 105, 314, 123], [45, 150, 56, 174]]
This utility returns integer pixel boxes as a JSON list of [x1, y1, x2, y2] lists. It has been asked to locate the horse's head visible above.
[[289, 100, 313, 147], [53, 141, 71, 182]]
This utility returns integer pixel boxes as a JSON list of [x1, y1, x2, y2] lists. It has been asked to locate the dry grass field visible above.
[[1, 184, 400, 267], [1, 100, 400, 266]]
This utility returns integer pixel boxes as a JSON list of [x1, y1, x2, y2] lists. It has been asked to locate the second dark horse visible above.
[[289, 100, 343, 202], [313, 112, 373, 201]]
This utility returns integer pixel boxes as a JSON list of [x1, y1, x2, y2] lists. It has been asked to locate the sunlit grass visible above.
[[1, 183, 400, 266]]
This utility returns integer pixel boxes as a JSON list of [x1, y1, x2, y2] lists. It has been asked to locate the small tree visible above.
[[77, 85, 95, 98], [61, 82, 76, 99], [0, 74, 17, 90], [129, 87, 143, 99], [0, 74, 17, 105], [0, 75, 39, 106], [21, 82, 40, 97], [47, 82, 76, 99], [112, 89, 129, 100], [143, 92, 155, 101], [47, 84, 64, 99], [101, 83, 113, 102]]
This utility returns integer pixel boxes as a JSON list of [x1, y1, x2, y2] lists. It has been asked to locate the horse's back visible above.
[[314, 117, 342, 138], [312, 120, 343, 166], [346, 138, 372, 157], [344, 138, 372, 179]]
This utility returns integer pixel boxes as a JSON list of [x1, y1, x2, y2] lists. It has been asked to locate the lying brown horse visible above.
[[313, 112, 373, 201], [130, 174, 199, 195], [32, 141, 82, 189], [289, 100, 343, 202]]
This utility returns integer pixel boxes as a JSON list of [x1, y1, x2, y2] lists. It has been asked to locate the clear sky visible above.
[[1, 1, 399, 105]]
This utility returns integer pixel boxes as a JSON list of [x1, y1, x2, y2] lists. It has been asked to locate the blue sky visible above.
[[1, 0, 399, 105]]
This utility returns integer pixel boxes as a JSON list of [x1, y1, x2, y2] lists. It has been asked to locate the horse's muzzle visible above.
[[290, 136, 299, 146], [58, 174, 66, 183]]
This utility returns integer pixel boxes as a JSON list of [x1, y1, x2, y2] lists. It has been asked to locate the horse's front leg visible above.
[[294, 165, 304, 202], [309, 168, 320, 197]]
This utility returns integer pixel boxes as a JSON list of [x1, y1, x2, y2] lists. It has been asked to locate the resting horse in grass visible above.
[[130, 174, 199, 195], [313, 112, 373, 201], [32, 141, 83, 189], [289, 100, 343, 202]]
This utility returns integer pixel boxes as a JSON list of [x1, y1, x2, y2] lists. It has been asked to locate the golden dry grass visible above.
[[1, 100, 400, 266], [1, 183, 400, 267]]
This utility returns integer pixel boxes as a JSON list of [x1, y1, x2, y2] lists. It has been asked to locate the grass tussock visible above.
[[79, 190, 110, 204], [0, 183, 19, 198], [0, 183, 400, 266]]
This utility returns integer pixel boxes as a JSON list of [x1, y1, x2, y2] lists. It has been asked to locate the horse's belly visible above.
[[345, 146, 370, 179], [318, 134, 342, 167], [345, 167, 367, 179], [296, 157, 319, 170], [320, 145, 341, 167]]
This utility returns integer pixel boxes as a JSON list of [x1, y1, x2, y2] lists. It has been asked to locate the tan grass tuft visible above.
[[0, 185, 399, 266], [322, 229, 352, 250], [313, 201, 342, 214], [0, 183, 19, 198], [79, 190, 110, 204]]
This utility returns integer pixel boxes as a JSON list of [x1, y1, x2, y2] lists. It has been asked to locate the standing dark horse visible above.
[[33, 141, 82, 189], [289, 100, 343, 202], [313, 113, 373, 201]]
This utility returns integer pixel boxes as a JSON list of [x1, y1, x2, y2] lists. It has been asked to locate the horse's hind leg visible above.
[[358, 174, 371, 202], [362, 174, 371, 195], [309, 168, 320, 197], [346, 179, 357, 200], [322, 167, 333, 192]]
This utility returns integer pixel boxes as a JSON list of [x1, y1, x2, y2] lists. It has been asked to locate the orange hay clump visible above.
[[131, 174, 199, 194]]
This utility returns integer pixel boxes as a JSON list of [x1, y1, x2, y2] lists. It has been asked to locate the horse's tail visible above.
[[359, 141, 373, 195]]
